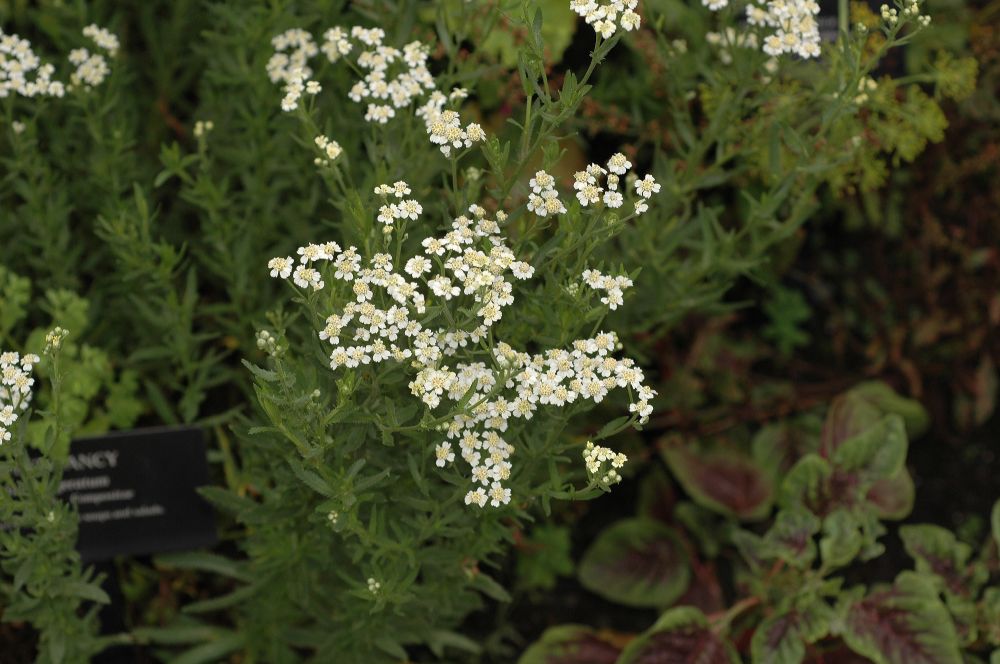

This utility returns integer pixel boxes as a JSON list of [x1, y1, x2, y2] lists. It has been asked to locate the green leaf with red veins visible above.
[[751, 598, 835, 664], [617, 607, 739, 664], [662, 446, 774, 521], [820, 391, 883, 459], [831, 415, 907, 484], [780, 454, 833, 513], [899, 525, 987, 600], [840, 572, 962, 664], [578, 518, 690, 608], [763, 508, 821, 569], [518, 625, 622, 664], [865, 469, 915, 520], [846, 382, 930, 438], [820, 509, 864, 570]]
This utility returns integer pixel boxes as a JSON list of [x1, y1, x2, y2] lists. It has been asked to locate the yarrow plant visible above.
[[569, 0, 642, 38], [0, 350, 38, 443], [0, 24, 117, 98], [268, 181, 656, 509], [0, 0, 978, 661]]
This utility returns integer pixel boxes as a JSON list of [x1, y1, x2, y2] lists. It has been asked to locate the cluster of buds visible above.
[[313, 135, 343, 167], [255, 330, 285, 358], [582, 441, 627, 485], [194, 120, 214, 138], [44, 327, 68, 353]]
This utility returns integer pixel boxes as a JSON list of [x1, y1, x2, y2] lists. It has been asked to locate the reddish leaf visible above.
[[899, 525, 986, 599], [518, 625, 622, 664], [865, 471, 914, 520], [617, 607, 739, 664], [808, 645, 876, 663], [662, 447, 774, 521], [820, 393, 881, 459], [842, 572, 962, 664], [637, 466, 677, 524], [578, 518, 690, 608]]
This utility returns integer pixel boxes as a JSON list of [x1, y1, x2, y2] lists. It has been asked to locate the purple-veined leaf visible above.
[[617, 607, 739, 664], [518, 625, 622, 664], [662, 446, 774, 521], [750, 598, 834, 664], [821, 383, 928, 458], [578, 518, 690, 608], [865, 470, 914, 520], [841, 572, 962, 664], [899, 525, 986, 599]]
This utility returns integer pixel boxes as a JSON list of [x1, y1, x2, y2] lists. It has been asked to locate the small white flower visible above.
[[634, 174, 661, 198], [435, 442, 455, 467], [268, 256, 294, 279]]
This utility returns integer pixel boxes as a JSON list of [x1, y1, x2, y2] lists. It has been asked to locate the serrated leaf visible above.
[[832, 415, 907, 483], [517, 625, 621, 664], [662, 446, 774, 520], [286, 458, 334, 497], [841, 572, 962, 664], [578, 518, 690, 608], [764, 508, 821, 568], [795, 452, 844, 502], [900, 525, 985, 599], [820, 509, 863, 569], [752, 599, 834, 664], [196, 485, 255, 518], [617, 607, 739, 664]]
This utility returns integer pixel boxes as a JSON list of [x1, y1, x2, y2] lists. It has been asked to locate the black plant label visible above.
[[60, 427, 217, 562]]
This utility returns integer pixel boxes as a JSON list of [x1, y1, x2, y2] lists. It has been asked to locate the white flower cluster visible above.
[[366, 577, 381, 594], [582, 269, 634, 310], [372, 181, 424, 231], [883, 1, 931, 26], [0, 30, 64, 98], [82, 24, 119, 56], [0, 351, 38, 444], [527, 171, 567, 218], [348, 31, 435, 124], [569, 0, 642, 38], [746, 0, 822, 59], [267, 25, 438, 122], [44, 327, 68, 352], [0, 24, 118, 99], [68, 24, 118, 89], [269, 182, 656, 508], [266, 29, 319, 111], [583, 441, 627, 484], [417, 90, 487, 157], [572, 153, 658, 215], [313, 135, 343, 166]]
